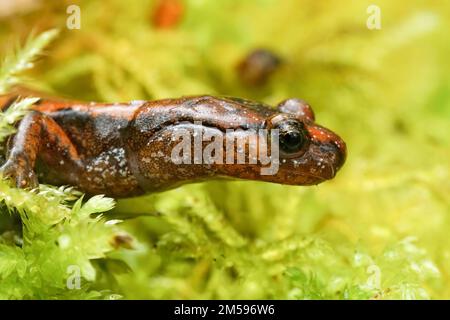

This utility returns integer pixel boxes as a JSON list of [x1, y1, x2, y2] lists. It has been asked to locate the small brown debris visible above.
[[237, 49, 282, 86]]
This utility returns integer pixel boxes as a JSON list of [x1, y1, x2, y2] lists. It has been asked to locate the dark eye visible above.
[[275, 120, 308, 155], [281, 130, 304, 152]]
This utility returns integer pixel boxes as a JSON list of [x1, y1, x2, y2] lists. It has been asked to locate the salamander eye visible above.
[[273, 119, 309, 157]]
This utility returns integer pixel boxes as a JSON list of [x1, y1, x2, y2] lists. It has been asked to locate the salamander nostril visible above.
[[333, 139, 347, 169], [335, 139, 347, 167]]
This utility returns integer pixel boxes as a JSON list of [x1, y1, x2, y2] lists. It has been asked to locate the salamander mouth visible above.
[[280, 160, 338, 185], [299, 174, 327, 184]]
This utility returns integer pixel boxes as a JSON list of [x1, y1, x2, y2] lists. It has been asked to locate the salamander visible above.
[[0, 91, 346, 198]]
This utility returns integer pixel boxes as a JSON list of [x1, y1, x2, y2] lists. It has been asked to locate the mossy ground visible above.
[[0, 0, 449, 299]]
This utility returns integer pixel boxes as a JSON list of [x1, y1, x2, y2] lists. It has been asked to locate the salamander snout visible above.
[[308, 124, 346, 165], [303, 124, 347, 181]]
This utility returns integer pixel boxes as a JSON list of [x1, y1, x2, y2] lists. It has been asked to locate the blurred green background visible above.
[[0, 0, 449, 299]]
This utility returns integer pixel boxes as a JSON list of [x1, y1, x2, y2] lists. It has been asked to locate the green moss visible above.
[[0, 0, 449, 299]]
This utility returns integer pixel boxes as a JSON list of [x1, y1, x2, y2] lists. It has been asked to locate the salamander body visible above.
[[0, 92, 346, 197]]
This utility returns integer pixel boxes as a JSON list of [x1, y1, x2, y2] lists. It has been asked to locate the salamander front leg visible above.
[[0, 111, 81, 189]]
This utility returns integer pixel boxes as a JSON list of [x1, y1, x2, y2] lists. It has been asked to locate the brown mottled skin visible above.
[[0, 91, 346, 198]]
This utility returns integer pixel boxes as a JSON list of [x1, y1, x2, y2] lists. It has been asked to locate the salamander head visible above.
[[217, 98, 347, 185], [127, 96, 347, 192], [264, 98, 346, 185]]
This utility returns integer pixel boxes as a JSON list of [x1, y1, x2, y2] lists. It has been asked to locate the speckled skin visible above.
[[0, 92, 346, 197]]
